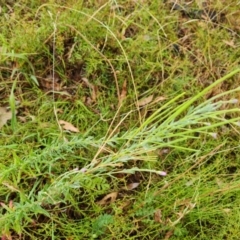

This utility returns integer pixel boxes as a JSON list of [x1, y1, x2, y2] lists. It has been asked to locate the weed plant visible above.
[[0, 0, 240, 239]]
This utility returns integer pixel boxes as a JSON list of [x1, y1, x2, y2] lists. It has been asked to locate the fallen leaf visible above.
[[40, 74, 61, 91], [164, 230, 174, 240], [85, 96, 93, 105], [92, 85, 98, 102], [154, 209, 163, 223], [0, 107, 13, 129], [97, 192, 118, 205], [9, 200, 14, 209], [152, 96, 167, 104], [59, 120, 79, 133], [124, 182, 140, 190], [137, 95, 153, 107], [18, 116, 27, 123], [118, 79, 127, 107], [158, 148, 170, 156]]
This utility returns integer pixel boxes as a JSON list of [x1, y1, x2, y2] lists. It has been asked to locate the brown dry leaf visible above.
[[9, 200, 14, 209], [18, 116, 27, 123], [154, 209, 163, 223], [40, 75, 61, 91], [97, 192, 118, 205], [0, 107, 12, 129], [124, 182, 140, 190], [59, 120, 79, 133], [164, 230, 174, 240], [223, 40, 236, 48], [85, 96, 93, 106], [92, 85, 98, 102], [152, 96, 167, 104], [118, 79, 127, 107], [137, 95, 153, 107], [158, 148, 170, 156]]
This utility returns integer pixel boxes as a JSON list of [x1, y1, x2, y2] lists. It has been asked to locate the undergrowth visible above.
[[0, 0, 240, 239]]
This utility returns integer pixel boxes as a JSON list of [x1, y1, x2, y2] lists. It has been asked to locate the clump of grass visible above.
[[1, 69, 240, 238], [0, 0, 240, 239]]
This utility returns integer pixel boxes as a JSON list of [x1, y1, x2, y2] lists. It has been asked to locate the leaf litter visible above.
[[59, 120, 79, 133], [0, 107, 13, 129], [137, 95, 154, 107], [97, 192, 118, 205]]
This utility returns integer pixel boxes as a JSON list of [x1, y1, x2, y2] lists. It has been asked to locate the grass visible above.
[[0, 0, 240, 239]]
